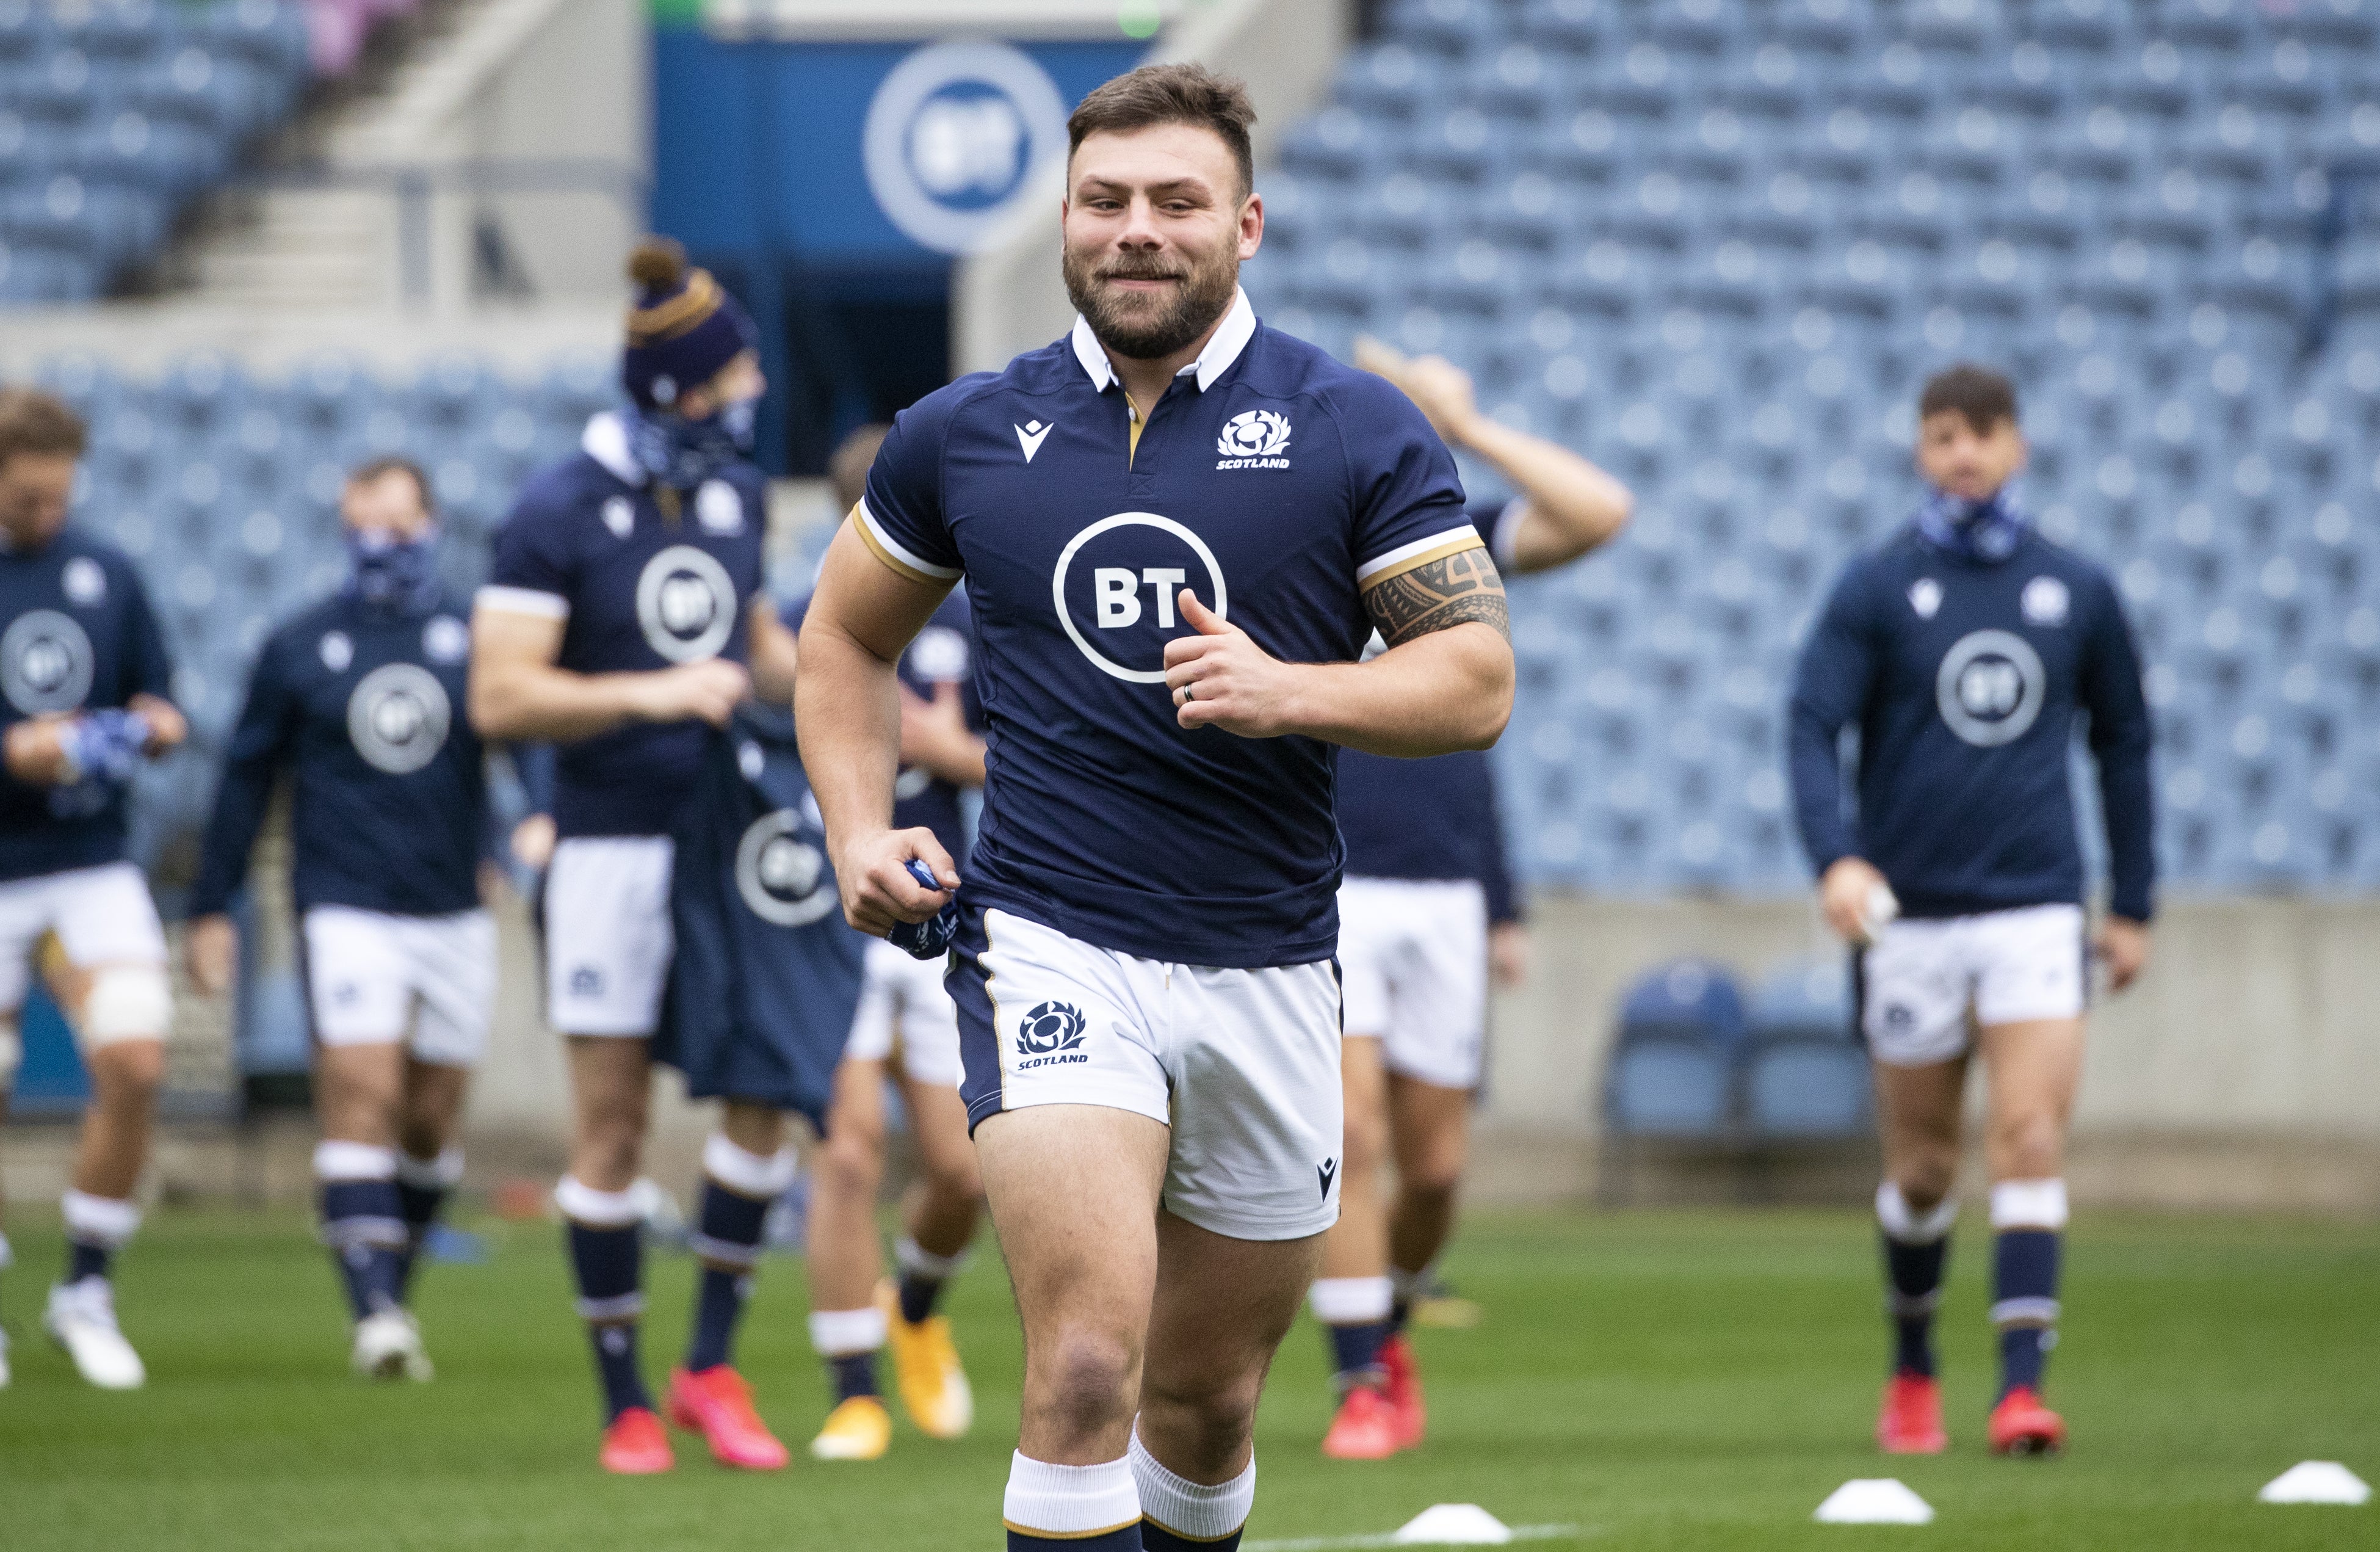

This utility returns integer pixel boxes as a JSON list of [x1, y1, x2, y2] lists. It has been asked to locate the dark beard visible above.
[[1063, 244, 1239, 361]]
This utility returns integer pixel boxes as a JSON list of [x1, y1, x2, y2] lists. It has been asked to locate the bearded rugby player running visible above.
[[798, 65, 1513, 1552]]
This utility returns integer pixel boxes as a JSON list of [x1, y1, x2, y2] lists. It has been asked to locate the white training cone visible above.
[[1392, 1503, 1516, 1544], [1814, 1479, 1936, 1525], [2258, 1462, 2372, 1506]]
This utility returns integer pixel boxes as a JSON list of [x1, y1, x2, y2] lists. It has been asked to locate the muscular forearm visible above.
[[1282, 622, 1511, 756], [469, 663, 653, 743], [1458, 416, 1633, 572], [794, 623, 906, 850]]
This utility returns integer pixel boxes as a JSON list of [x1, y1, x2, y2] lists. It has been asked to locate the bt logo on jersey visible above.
[[1051, 513, 1229, 684], [1936, 629, 2045, 747], [636, 545, 736, 663]]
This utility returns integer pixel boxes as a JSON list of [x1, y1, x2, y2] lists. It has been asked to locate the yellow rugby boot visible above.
[[879, 1279, 974, 1440], [809, 1395, 892, 1461]]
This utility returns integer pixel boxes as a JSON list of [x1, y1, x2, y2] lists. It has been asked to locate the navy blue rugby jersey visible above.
[[1787, 521, 2155, 922], [192, 589, 486, 918], [479, 412, 766, 838], [1337, 499, 1524, 922], [0, 529, 173, 882], [783, 588, 982, 868], [657, 703, 864, 1127], [856, 291, 1475, 968]]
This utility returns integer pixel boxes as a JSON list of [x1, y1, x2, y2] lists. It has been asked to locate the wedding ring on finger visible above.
[[1175, 681, 1197, 706]]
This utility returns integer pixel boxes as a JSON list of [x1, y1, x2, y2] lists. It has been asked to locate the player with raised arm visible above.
[[1788, 364, 2155, 1459], [468, 241, 802, 1474], [795, 67, 1514, 1552], [187, 457, 488, 1383], [789, 425, 991, 1462], [0, 388, 186, 1391], [1311, 339, 1631, 1458]]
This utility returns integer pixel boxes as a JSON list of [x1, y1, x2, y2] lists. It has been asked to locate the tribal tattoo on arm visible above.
[[1362, 545, 1511, 648]]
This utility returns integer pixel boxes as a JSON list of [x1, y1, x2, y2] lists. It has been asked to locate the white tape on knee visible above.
[[62, 1189, 142, 1248], [1990, 1178, 2069, 1231], [702, 1133, 797, 1198], [314, 1140, 399, 1182], [82, 965, 172, 1046], [0, 1018, 18, 1086], [1876, 1182, 1958, 1244]]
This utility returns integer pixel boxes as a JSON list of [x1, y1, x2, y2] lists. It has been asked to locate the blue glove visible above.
[[886, 858, 958, 962], [48, 710, 152, 818]]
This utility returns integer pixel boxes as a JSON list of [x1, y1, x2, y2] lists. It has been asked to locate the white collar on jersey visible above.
[[1070, 286, 1256, 397], [581, 411, 645, 487]]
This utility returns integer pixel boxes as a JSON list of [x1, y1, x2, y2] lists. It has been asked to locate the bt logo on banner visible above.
[[864, 40, 1069, 256]]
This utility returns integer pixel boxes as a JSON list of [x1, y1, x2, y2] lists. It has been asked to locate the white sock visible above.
[[1308, 1275, 1393, 1324], [1003, 1452, 1140, 1540], [1131, 1426, 1254, 1543]]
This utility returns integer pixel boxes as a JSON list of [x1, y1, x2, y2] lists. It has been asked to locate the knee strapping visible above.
[[80, 965, 172, 1046]]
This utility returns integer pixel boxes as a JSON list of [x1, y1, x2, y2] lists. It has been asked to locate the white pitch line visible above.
[[1243, 1526, 1585, 1551]]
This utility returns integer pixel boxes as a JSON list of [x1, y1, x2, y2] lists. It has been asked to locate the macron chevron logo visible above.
[[1015, 419, 1053, 463], [1317, 1158, 1339, 1201]]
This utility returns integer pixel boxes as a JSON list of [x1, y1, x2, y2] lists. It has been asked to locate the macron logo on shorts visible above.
[[1015, 1000, 1087, 1070], [1317, 1158, 1338, 1202]]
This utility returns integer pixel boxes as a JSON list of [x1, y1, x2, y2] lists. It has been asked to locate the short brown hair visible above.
[[1919, 364, 2019, 435], [0, 388, 88, 471], [1067, 63, 1257, 200], [830, 423, 890, 515], [347, 454, 435, 515]]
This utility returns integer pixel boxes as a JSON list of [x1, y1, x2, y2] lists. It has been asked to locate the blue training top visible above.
[[0, 529, 174, 882], [1787, 517, 2156, 922], [1335, 499, 1522, 923], [191, 587, 486, 918], [856, 291, 1475, 968], [480, 412, 767, 839], [783, 588, 982, 869]]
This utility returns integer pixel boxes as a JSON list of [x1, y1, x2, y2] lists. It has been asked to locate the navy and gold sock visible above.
[[314, 1144, 405, 1320], [1875, 1182, 1956, 1379], [1132, 1429, 1253, 1552], [1311, 1277, 1393, 1391], [558, 1176, 651, 1423], [1989, 1179, 2068, 1400], [1005, 1452, 1143, 1550]]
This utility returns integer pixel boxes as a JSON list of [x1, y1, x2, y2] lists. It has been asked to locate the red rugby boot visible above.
[[598, 1405, 675, 1474], [667, 1365, 791, 1470], [1320, 1383, 1400, 1460], [1875, 1372, 1947, 1454], [1988, 1386, 2066, 1457]]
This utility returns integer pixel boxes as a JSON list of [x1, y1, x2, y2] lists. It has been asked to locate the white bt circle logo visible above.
[[863, 41, 1068, 256], [347, 663, 450, 774], [1936, 629, 2045, 747], [636, 545, 737, 662], [1050, 513, 1229, 684], [1, 610, 95, 714], [735, 810, 837, 926]]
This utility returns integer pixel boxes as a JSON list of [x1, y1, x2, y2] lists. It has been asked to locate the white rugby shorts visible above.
[[1859, 902, 2089, 1067], [952, 906, 1344, 1242], [544, 836, 675, 1038], [0, 861, 167, 1016], [844, 936, 963, 1088], [1336, 876, 1489, 1090], [303, 905, 496, 1067]]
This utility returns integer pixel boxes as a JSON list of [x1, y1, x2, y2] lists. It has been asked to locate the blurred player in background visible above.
[[1311, 340, 1631, 1459], [0, 388, 186, 1391], [798, 66, 1513, 1552], [1789, 364, 2154, 1459], [187, 456, 488, 1383], [789, 424, 990, 1462], [468, 241, 801, 1474]]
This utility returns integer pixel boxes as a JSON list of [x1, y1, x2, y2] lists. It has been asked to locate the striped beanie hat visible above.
[[620, 237, 758, 413]]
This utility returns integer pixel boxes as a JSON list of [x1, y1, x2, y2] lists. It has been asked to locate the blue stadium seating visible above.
[[0, 1, 313, 303], [1246, 0, 2380, 896]]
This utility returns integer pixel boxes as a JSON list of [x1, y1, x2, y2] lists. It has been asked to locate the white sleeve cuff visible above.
[[475, 585, 570, 622]]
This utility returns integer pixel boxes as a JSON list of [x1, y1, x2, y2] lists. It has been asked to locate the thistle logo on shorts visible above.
[[636, 545, 736, 663], [1, 609, 95, 714], [1215, 409, 1292, 470], [1936, 629, 2045, 748], [347, 663, 450, 774], [734, 810, 837, 927], [570, 966, 604, 997], [1015, 1000, 1088, 1068], [1051, 513, 1228, 684]]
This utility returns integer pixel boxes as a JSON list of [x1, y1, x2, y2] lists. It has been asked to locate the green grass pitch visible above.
[[2, 1206, 2373, 1550]]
